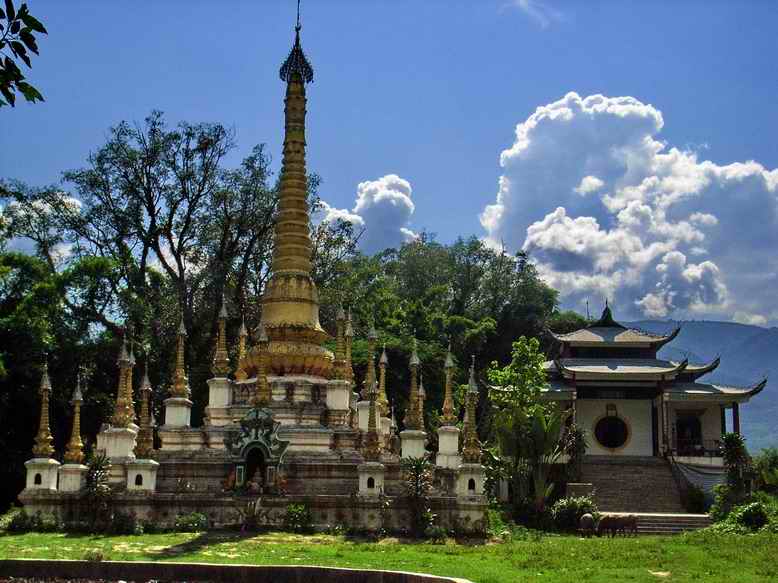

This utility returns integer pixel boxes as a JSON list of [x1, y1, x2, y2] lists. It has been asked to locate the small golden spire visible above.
[[111, 336, 135, 427], [171, 317, 189, 398], [254, 324, 271, 406], [441, 343, 457, 425], [364, 321, 377, 397], [334, 306, 346, 380], [234, 315, 249, 381], [32, 361, 54, 458], [127, 346, 137, 422], [378, 343, 389, 416], [405, 336, 421, 430], [135, 365, 154, 457], [212, 296, 231, 377], [462, 356, 481, 464], [418, 372, 426, 427], [344, 310, 354, 382], [363, 378, 381, 461], [64, 372, 85, 464]]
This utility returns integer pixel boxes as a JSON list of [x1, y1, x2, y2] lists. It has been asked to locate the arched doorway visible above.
[[245, 446, 267, 486]]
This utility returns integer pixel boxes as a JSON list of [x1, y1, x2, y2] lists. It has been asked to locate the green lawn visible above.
[[0, 530, 776, 583]]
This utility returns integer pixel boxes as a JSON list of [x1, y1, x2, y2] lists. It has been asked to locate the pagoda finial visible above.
[[279, 0, 314, 84]]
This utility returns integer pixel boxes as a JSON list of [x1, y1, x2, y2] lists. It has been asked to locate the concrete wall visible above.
[[577, 399, 653, 456], [0, 560, 473, 583]]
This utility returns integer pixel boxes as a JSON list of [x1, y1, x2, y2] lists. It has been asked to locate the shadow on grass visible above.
[[141, 530, 251, 560]]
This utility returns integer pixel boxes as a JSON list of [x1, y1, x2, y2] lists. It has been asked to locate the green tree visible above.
[[487, 336, 569, 517], [0, 1, 47, 106]]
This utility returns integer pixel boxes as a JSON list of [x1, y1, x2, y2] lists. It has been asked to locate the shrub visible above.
[[550, 495, 598, 531], [84, 452, 113, 531], [174, 511, 209, 532], [682, 484, 708, 514], [730, 502, 769, 530], [283, 504, 312, 533], [109, 511, 143, 535], [83, 549, 105, 562], [3, 509, 32, 533], [402, 456, 436, 537], [424, 524, 448, 543]]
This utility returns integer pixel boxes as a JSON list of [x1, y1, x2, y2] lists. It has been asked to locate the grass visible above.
[[0, 529, 776, 582]]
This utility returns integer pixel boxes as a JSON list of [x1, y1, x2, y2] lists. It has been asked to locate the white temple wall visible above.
[[577, 399, 653, 456]]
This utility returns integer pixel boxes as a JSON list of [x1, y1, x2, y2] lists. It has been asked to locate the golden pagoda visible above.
[[250, 21, 333, 378]]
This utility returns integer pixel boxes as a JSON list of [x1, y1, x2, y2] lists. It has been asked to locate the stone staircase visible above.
[[580, 456, 686, 513], [602, 512, 712, 535]]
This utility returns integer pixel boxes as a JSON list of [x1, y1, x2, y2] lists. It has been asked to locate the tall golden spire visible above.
[[32, 361, 54, 458], [212, 296, 231, 377], [64, 372, 85, 464], [111, 336, 135, 427], [405, 337, 421, 430], [462, 356, 481, 464], [171, 317, 189, 398], [441, 344, 456, 425], [258, 18, 332, 377]]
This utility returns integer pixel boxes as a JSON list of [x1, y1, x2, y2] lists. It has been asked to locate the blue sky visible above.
[[2, 0, 778, 324]]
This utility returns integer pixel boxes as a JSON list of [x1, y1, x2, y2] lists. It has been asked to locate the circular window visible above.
[[594, 416, 629, 449]]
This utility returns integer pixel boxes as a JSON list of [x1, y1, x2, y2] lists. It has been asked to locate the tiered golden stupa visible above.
[[19, 9, 488, 535], [249, 23, 333, 378]]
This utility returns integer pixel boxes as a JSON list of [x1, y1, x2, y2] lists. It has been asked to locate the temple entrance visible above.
[[245, 447, 267, 486], [594, 416, 629, 450]]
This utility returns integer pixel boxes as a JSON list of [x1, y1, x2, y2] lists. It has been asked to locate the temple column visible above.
[[720, 405, 727, 436], [661, 389, 670, 456], [733, 402, 741, 435]]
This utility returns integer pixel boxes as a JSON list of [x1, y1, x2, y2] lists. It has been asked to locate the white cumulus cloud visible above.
[[320, 174, 417, 254], [481, 91, 778, 325]]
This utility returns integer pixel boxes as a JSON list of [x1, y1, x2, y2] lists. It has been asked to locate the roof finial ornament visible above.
[[280, 0, 314, 84]]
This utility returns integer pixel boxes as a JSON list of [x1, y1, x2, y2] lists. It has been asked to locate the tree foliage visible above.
[[0, 1, 47, 106]]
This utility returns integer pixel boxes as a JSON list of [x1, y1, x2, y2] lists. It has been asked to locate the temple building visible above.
[[19, 18, 486, 533], [544, 304, 767, 512]]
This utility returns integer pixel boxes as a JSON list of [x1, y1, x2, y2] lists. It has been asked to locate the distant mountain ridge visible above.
[[625, 320, 778, 452]]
